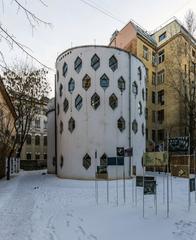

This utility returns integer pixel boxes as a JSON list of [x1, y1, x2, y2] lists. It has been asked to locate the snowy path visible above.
[[0, 171, 196, 240]]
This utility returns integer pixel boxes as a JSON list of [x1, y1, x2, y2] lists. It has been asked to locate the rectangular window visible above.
[[152, 91, 156, 104], [35, 153, 40, 160], [158, 129, 165, 141], [143, 45, 149, 60], [157, 70, 165, 84], [146, 128, 148, 141], [152, 130, 156, 142], [44, 153, 47, 160], [191, 62, 196, 73], [44, 136, 47, 146], [185, 64, 187, 77], [146, 88, 148, 101], [35, 118, 40, 128], [157, 110, 164, 123], [145, 108, 148, 120], [152, 111, 156, 123], [158, 50, 165, 64], [26, 153, 31, 160], [35, 135, 40, 145], [152, 52, 156, 66], [158, 90, 164, 105], [152, 72, 156, 85], [146, 68, 149, 82], [159, 32, 166, 42], [44, 120, 47, 129], [26, 134, 31, 145], [192, 49, 195, 57]]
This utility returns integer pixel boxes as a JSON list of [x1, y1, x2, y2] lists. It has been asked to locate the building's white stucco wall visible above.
[[55, 46, 146, 179], [47, 98, 55, 174]]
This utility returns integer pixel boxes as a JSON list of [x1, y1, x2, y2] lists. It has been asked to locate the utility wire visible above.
[[79, 0, 125, 24]]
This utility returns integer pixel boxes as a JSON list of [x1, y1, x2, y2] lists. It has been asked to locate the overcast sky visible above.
[[1, 0, 196, 97]]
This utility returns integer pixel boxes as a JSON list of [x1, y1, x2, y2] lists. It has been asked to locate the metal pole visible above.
[[123, 161, 126, 204], [170, 173, 173, 202], [107, 175, 109, 205], [163, 141, 165, 204], [188, 134, 191, 211], [194, 149, 196, 203], [143, 165, 145, 218], [95, 150, 98, 206], [166, 132, 170, 218], [155, 182, 158, 216], [132, 175, 134, 205], [116, 156, 118, 206]]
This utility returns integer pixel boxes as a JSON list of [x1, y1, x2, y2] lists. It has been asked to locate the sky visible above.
[[1, 0, 196, 97]]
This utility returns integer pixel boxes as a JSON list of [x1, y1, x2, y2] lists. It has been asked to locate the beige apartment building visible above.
[[110, 18, 196, 148], [0, 79, 17, 178], [20, 99, 48, 169]]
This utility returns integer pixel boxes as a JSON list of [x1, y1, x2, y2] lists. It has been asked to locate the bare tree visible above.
[[164, 10, 196, 151], [1, 63, 50, 179], [0, 0, 52, 69]]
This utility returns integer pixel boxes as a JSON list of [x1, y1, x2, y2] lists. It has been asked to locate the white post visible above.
[[116, 156, 118, 206], [95, 150, 98, 206], [166, 132, 170, 218], [143, 166, 145, 218], [188, 134, 191, 211], [123, 161, 126, 204]]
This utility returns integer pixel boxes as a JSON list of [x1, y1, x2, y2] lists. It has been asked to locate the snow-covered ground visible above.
[[0, 170, 196, 240]]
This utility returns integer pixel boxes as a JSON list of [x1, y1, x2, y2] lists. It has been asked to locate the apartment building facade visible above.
[[20, 99, 48, 169], [110, 18, 196, 149], [0, 79, 17, 178]]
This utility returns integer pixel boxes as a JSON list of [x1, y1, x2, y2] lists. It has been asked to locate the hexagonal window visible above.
[[60, 155, 64, 168], [138, 101, 143, 115], [117, 117, 125, 132], [132, 81, 138, 96], [132, 119, 138, 134], [82, 74, 91, 91], [100, 74, 109, 90], [74, 56, 82, 73], [75, 95, 83, 111], [100, 153, 108, 166], [63, 97, 69, 113], [91, 54, 100, 71], [142, 123, 145, 136], [83, 153, 91, 170], [56, 70, 59, 82], [62, 62, 68, 77], [118, 76, 125, 92], [68, 117, 75, 133], [109, 93, 118, 110], [68, 78, 75, 93], [59, 83, 63, 97], [91, 93, 100, 110], [138, 66, 142, 81], [60, 120, 63, 134], [109, 55, 118, 72]]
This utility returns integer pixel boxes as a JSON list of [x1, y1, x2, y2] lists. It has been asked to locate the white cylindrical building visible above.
[[54, 45, 146, 179]]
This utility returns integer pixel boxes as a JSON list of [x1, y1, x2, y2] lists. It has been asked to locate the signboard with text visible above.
[[143, 152, 167, 166], [144, 180, 156, 195], [136, 176, 155, 187], [107, 157, 124, 166], [171, 165, 189, 178], [169, 136, 189, 152], [190, 178, 196, 192]]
